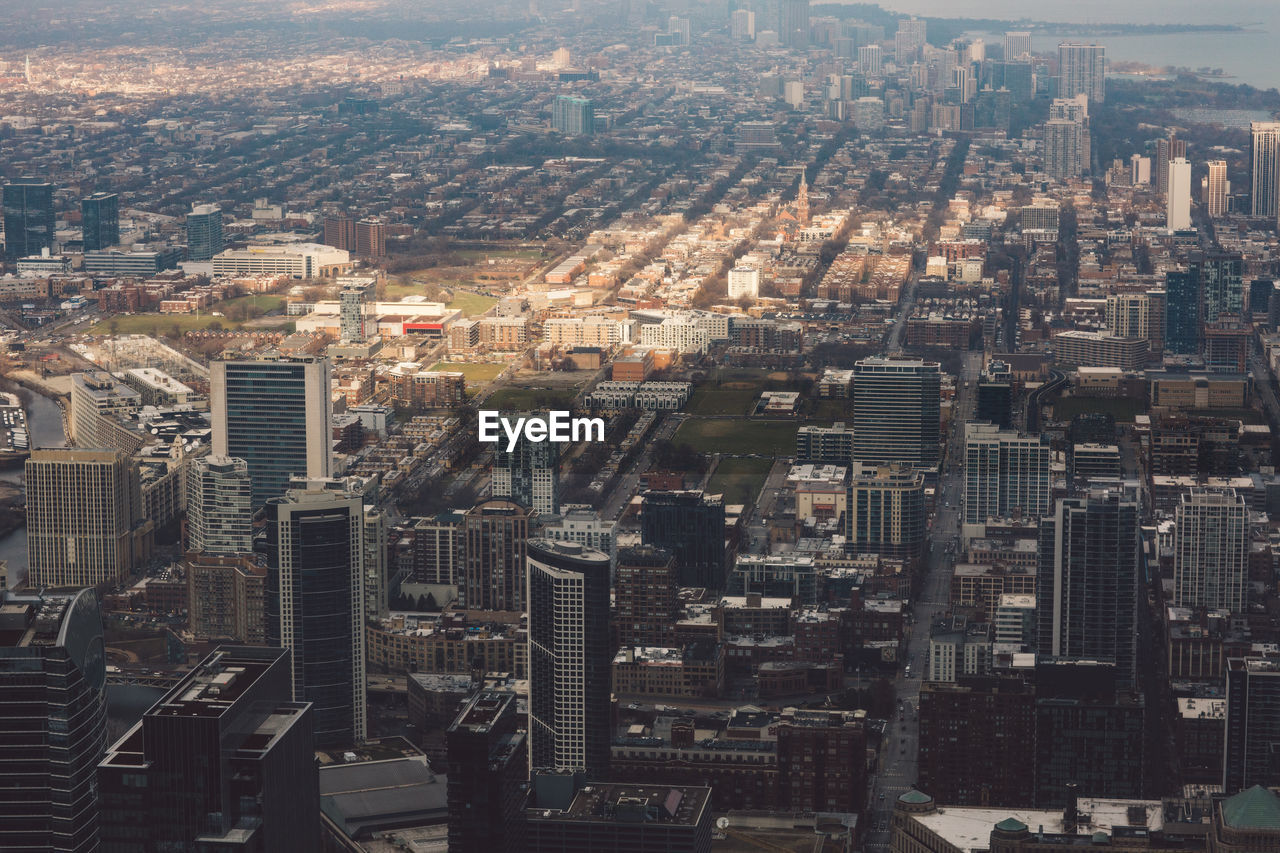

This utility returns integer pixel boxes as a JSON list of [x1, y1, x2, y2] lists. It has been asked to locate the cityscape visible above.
[[1, 0, 1280, 851]]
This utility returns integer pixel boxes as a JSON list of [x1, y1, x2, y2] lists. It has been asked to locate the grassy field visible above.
[[672, 418, 799, 456], [457, 248, 544, 261], [484, 386, 580, 411], [686, 384, 759, 416], [707, 457, 773, 506], [447, 291, 497, 317], [1052, 395, 1147, 423], [88, 294, 287, 336], [811, 398, 854, 421], [429, 362, 506, 383]]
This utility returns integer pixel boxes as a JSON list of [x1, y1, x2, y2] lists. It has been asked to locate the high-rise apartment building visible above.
[[211, 354, 333, 508], [260, 482, 367, 748], [462, 499, 531, 612], [1105, 291, 1165, 357], [846, 463, 926, 563], [1224, 656, 1280, 792], [1057, 43, 1105, 102], [492, 422, 560, 515], [96, 646, 319, 851], [1167, 157, 1192, 230], [963, 422, 1051, 527], [527, 540, 611, 777], [639, 490, 727, 588], [1174, 488, 1248, 614], [186, 455, 253, 555], [185, 203, 224, 261], [184, 552, 266, 643], [323, 214, 357, 251], [1044, 118, 1085, 180], [339, 277, 374, 344], [895, 18, 926, 60], [1003, 31, 1032, 60], [730, 8, 755, 40], [615, 545, 679, 647], [80, 192, 119, 252], [355, 217, 386, 257], [853, 357, 941, 466], [1250, 121, 1280, 218], [1037, 488, 1140, 686], [1205, 159, 1230, 217], [26, 449, 153, 588], [1196, 252, 1245, 323], [552, 96, 595, 135], [2, 178, 55, 262], [1165, 268, 1201, 354], [446, 689, 528, 853], [0, 590, 107, 853]]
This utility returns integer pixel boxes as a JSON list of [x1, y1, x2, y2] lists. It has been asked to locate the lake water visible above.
[[857, 0, 1280, 90], [0, 389, 66, 585]]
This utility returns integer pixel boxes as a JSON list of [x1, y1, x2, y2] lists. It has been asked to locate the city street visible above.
[[866, 350, 981, 851]]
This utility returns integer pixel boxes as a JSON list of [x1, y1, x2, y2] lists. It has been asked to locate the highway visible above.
[[866, 350, 982, 850]]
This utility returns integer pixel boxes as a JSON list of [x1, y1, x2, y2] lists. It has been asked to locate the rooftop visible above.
[[529, 783, 710, 828]]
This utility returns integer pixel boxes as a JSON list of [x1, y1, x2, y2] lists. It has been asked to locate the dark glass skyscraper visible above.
[[1036, 487, 1140, 687], [185, 202, 223, 260], [853, 357, 941, 467], [211, 354, 333, 509], [0, 589, 106, 853], [1224, 657, 1280, 793], [447, 689, 528, 853], [97, 646, 319, 851], [1196, 252, 1245, 323], [261, 483, 366, 748], [1164, 268, 1200, 354], [639, 490, 727, 588], [527, 539, 611, 778], [2, 178, 55, 261], [80, 192, 119, 252]]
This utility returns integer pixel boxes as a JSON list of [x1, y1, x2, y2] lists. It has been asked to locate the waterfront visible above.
[[862, 0, 1280, 90], [0, 389, 66, 585]]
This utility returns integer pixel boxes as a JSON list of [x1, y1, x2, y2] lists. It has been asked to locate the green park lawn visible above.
[[707, 456, 773, 506], [672, 418, 799, 456]]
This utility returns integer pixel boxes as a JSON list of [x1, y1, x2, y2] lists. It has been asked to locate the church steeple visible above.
[[797, 171, 810, 225]]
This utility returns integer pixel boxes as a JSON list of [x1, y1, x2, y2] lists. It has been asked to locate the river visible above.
[[0, 388, 66, 585]]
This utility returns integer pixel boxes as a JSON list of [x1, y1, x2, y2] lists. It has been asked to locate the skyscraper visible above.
[[97, 646, 319, 851], [639, 490, 727, 588], [492, 420, 560, 515], [615, 545, 679, 647], [1156, 133, 1186, 195], [778, 0, 809, 48], [0, 589, 106, 853], [1165, 268, 1201, 354], [1250, 121, 1280, 218], [186, 455, 253, 555], [446, 689, 528, 853], [186, 203, 224, 261], [963, 422, 1051, 528], [260, 482, 367, 748], [853, 357, 941, 467], [26, 448, 153, 588], [1167, 157, 1192, 230], [1174, 487, 1248, 614], [552, 96, 595, 135], [527, 539, 611, 778], [1003, 31, 1032, 60], [1197, 252, 1245, 323], [462, 499, 531, 611], [2, 178, 55, 262], [80, 191, 119, 252], [1044, 118, 1085, 180], [1224, 656, 1280, 792], [1105, 291, 1165, 357], [1037, 488, 1140, 686], [895, 18, 926, 61], [730, 8, 755, 41], [1205, 159, 1230, 218], [846, 463, 926, 562], [1056, 43, 1105, 102], [339, 277, 374, 344], [210, 354, 333, 508]]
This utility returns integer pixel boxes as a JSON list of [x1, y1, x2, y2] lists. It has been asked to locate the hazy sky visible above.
[[863, 0, 1277, 25]]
